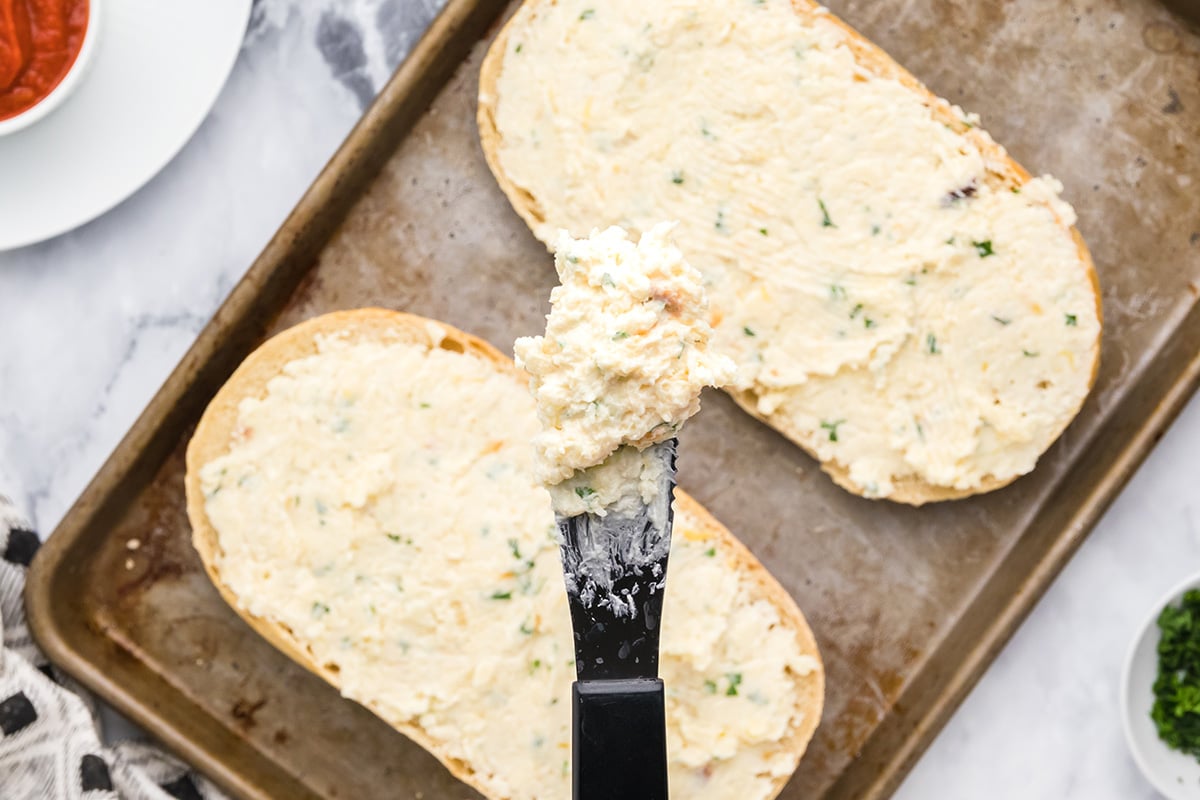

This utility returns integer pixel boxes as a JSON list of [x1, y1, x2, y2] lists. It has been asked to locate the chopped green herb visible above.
[[973, 239, 995, 258], [818, 198, 835, 228], [704, 547, 717, 557], [520, 620, 535, 635], [579, 8, 595, 19], [387, 533, 401, 543], [1023, 349, 1039, 357], [704, 680, 718, 694], [871, 224, 881, 236], [1065, 313, 1078, 326], [612, 331, 629, 341], [508, 538, 522, 559], [903, 275, 917, 286], [864, 317, 876, 329], [743, 326, 756, 337], [491, 590, 513, 600], [726, 673, 743, 696], [945, 236, 956, 245], [991, 315, 1011, 326], [530, 659, 543, 675], [671, 170, 684, 185], [926, 333, 940, 355], [515, 43, 523, 53], [849, 303, 863, 319], [600, 272, 614, 288], [819, 419, 845, 442], [715, 210, 727, 232], [915, 420, 925, 440], [311, 602, 330, 619], [829, 284, 846, 301], [575, 486, 597, 499], [759, 227, 769, 236], [419, 402, 431, 409], [1151, 589, 1200, 758]]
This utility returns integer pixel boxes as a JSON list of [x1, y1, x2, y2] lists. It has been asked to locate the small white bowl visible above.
[[1122, 570, 1200, 799], [0, 0, 102, 137]]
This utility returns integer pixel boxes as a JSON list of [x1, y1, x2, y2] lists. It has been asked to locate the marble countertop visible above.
[[0, 1, 1195, 797]]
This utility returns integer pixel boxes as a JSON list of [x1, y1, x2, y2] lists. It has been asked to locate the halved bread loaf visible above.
[[184, 308, 823, 800], [477, 0, 1102, 504]]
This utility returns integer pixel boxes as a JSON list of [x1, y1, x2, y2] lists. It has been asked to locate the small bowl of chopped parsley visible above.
[[1123, 575, 1200, 798]]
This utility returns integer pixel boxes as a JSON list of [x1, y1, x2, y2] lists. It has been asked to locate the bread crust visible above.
[[185, 308, 824, 799], [476, 0, 1102, 506]]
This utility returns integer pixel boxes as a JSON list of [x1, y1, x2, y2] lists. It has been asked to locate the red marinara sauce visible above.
[[0, 0, 90, 122]]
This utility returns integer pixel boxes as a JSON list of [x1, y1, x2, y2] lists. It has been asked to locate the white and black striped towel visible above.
[[0, 496, 228, 800]]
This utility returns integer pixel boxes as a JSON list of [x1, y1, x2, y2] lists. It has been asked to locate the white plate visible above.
[[1122, 570, 1200, 800], [0, 0, 251, 251]]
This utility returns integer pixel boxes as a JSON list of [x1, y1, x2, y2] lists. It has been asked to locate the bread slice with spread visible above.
[[184, 309, 824, 800], [477, 0, 1102, 504]]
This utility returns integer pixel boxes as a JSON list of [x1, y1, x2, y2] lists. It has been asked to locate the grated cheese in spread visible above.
[[488, 0, 1100, 498], [198, 330, 817, 800]]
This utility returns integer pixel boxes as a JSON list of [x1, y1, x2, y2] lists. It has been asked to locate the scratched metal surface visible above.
[[27, 1, 1200, 799]]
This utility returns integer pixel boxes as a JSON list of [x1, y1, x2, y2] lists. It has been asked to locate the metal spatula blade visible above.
[[555, 438, 677, 800]]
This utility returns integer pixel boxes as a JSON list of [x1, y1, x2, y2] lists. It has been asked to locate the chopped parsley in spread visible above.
[[818, 198, 835, 228], [819, 419, 844, 442]]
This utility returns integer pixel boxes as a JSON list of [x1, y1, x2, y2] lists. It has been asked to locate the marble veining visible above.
[[0, 1, 1197, 798]]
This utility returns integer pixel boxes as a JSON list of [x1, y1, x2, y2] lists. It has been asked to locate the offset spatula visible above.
[[555, 438, 678, 800]]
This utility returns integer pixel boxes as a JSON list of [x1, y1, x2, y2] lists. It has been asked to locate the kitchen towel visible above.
[[0, 495, 227, 800]]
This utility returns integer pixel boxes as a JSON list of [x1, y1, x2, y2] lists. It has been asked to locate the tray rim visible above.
[[25, 1, 1200, 798]]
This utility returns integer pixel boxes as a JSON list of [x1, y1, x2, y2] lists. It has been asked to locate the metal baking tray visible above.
[[26, 0, 1200, 797]]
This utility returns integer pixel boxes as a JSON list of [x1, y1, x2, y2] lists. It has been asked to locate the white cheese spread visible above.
[[489, 0, 1101, 498], [198, 330, 817, 799], [513, 223, 734, 511]]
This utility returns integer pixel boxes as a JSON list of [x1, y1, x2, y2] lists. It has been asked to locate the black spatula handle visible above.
[[573, 678, 668, 800]]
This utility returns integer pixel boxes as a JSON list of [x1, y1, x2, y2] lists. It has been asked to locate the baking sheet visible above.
[[27, 0, 1200, 798]]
